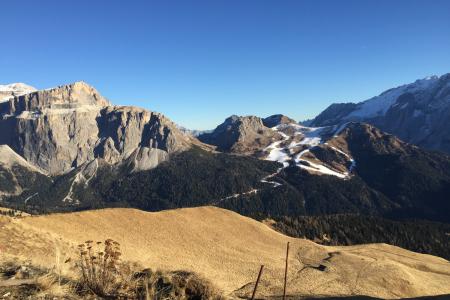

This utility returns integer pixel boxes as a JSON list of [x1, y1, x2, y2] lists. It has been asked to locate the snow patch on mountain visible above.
[[264, 131, 290, 167], [0, 83, 37, 102], [325, 143, 356, 173], [295, 149, 348, 179], [263, 123, 355, 179], [348, 76, 439, 119], [260, 170, 282, 187]]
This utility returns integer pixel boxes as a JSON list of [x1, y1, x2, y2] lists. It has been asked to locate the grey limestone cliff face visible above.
[[0, 82, 192, 175]]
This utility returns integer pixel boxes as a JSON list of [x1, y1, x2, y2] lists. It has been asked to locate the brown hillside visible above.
[[0, 207, 449, 299]]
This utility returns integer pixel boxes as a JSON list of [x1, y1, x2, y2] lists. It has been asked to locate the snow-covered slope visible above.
[[0, 83, 36, 102], [263, 122, 356, 179], [347, 76, 439, 119], [311, 73, 450, 154]]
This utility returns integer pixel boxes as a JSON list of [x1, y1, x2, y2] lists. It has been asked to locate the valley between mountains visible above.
[[1, 77, 450, 299]]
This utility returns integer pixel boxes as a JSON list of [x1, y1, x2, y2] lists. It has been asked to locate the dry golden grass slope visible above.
[[0, 206, 449, 299]]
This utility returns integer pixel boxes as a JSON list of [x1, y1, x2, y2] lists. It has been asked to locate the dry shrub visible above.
[[139, 269, 224, 300], [76, 239, 124, 297], [184, 273, 222, 300], [75, 239, 224, 299]]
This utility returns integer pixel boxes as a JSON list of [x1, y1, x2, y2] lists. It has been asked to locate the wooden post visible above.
[[251, 265, 264, 300], [283, 242, 290, 300]]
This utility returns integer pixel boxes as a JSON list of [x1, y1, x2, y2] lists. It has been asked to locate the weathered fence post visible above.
[[283, 242, 290, 300], [251, 264, 264, 300]]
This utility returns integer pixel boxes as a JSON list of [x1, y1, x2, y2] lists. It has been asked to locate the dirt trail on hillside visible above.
[[0, 207, 449, 299]]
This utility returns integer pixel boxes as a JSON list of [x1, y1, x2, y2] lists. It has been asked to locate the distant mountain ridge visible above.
[[199, 113, 358, 179], [311, 73, 450, 154], [218, 122, 450, 221], [1, 80, 450, 260], [3, 118, 450, 224], [0, 83, 36, 102]]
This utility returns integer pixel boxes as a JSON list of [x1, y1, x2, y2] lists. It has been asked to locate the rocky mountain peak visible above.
[[198, 115, 281, 153], [48, 81, 110, 105], [2, 81, 109, 115], [224, 114, 240, 123], [220, 115, 264, 130], [0, 81, 112, 118], [262, 114, 297, 128], [328, 122, 410, 159], [0, 82, 193, 175]]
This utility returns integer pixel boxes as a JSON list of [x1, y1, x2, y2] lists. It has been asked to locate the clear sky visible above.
[[1, 0, 450, 129]]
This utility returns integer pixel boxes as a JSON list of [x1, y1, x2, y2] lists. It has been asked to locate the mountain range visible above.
[[1, 75, 450, 259], [311, 74, 450, 154]]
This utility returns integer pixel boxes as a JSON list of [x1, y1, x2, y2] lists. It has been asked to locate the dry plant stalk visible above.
[[77, 239, 122, 297]]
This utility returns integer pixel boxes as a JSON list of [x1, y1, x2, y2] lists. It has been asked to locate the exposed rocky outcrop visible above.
[[0, 82, 193, 175], [311, 73, 450, 154], [125, 147, 169, 172], [328, 122, 411, 156], [262, 114, 297, 128], [198, 115, 281, 154]]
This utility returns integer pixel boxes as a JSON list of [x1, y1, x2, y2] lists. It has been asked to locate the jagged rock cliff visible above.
[[0, 82, 192, 175]]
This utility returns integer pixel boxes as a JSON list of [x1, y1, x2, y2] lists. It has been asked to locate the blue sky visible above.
[[1, 0, 450, 129]]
